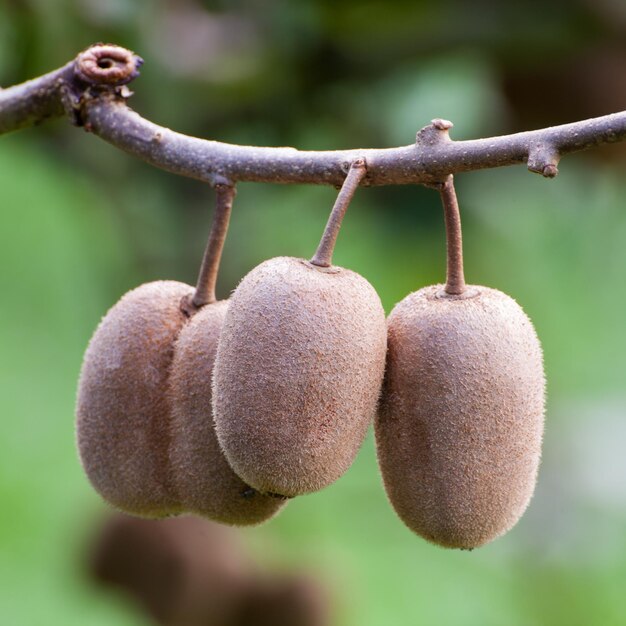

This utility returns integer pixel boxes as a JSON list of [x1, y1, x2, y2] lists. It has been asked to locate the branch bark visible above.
[[2, 43, 626, 187]]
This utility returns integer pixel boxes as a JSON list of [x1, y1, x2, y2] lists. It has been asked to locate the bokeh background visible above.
[[2, 1, 626, 624]]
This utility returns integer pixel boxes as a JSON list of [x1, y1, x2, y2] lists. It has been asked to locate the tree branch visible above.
[[0, 44, 143, 133], [2, 43, 626, 187]]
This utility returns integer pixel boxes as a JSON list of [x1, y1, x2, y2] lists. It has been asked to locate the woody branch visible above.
[[2, 44, 626, 187]]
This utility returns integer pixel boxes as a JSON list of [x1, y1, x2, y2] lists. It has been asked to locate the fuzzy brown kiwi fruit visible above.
[[167, 184, 285, 524], [76, 280, 193, 517], [168, 299, 287, 524], [375, 175, 545, 549], [77, 184, 281, 522], [212, 160, 387, 497]]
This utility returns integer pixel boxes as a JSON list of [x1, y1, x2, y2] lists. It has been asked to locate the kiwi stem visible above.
[[440, 174, 466, 295], [191, 183, 236, 308], [310, 159, 367, 268]]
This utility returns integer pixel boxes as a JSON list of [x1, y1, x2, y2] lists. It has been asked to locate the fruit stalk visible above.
[[310, 159, 367, 268], [440, 174, 466, 295], [192, 184, 236, 308]]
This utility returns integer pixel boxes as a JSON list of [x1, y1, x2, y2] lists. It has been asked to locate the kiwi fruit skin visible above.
[[168, 300, 287, 525], [376, 284, 545, 549], [76, 280, 193, 518], [212, 256, 387, 497]]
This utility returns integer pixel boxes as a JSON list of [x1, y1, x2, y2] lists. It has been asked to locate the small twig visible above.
[[2, 44, 626, 188], [310, 159, 367, 267], [439, 175, 466, 295]]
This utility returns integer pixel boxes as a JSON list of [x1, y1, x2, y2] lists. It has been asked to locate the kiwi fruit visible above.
[[76, 184, 283, 523], [76, 280, 193, 517], [212, 160, 387, 497], [376, 284, 545, 549], [375, 175, 545, 549], [213, 257, 387, 497], [168, 299, 287, 524]]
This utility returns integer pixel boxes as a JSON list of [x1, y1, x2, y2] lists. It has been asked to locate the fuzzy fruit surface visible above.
[[76, 280, 193, 517], [376, 284, 545, 549], [213, 257, 387, 497], [168, 300, 287, 525]]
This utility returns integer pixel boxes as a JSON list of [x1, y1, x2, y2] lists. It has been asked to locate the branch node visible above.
[[211, 174, 235, 188], [58, 83, 83, 126], [527, 143, 560, 178], [416, 118, 454, 147]]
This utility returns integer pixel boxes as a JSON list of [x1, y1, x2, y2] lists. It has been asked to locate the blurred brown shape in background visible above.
[[88, 513, 331, 626]]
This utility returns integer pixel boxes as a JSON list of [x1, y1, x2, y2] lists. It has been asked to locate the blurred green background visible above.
[[2, 1, 626, 624]]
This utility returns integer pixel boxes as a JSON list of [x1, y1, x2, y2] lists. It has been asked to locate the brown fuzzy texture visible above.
[[168, 300, 287, 525], [213, 256, 387, 497], [376, 285, 545, 549], [76, 281, 193, 517]]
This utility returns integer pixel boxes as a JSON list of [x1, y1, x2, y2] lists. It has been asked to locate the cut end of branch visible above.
[[75, 44, 143, 86]]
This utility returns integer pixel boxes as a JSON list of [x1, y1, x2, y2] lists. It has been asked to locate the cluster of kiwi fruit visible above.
[[76, 185, 285, 526], [76, 161, 545, 549]]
